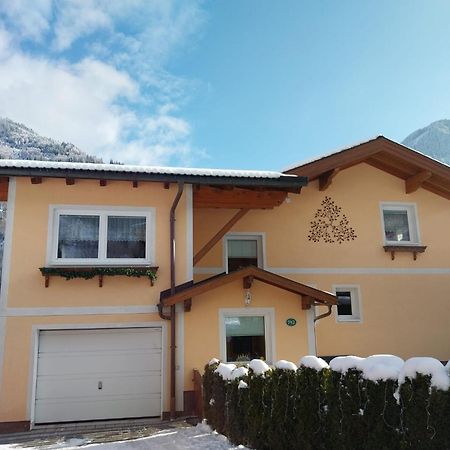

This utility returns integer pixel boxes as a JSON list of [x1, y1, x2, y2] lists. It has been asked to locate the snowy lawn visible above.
[[0, 423, 248, 450]]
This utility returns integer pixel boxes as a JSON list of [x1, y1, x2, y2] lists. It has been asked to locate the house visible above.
[[0, 136, 448, 432]]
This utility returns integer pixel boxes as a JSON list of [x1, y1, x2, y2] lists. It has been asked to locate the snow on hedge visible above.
[[215, 363, 236, 380], [231, 366, 249, 380], [398, 357, 450, 390], [329, 355, 364, 373], [275, 360, 298, 371], [238, 380, 248, 389], [249, 359, 271, 375], [360, 355, 404, 381], [299, 355, 329, 371]]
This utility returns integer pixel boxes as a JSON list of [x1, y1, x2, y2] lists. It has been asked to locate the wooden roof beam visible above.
[[405, 170, 432, 194], [319, 168, 340, 191], [193, 208, 249, 265]]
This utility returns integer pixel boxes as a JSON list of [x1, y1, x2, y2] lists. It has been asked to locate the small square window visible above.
[[225, 316, 266, 362], [225, 235, 263, 272], [334, 287, 361, 322], [381, 204, 419, 244], [220, 308, 274, 363]]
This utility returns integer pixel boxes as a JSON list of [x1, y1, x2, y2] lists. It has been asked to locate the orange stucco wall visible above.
[[0, 178, 191, 422], [194, 163, 450, 361], [183, 279, 310, 390]]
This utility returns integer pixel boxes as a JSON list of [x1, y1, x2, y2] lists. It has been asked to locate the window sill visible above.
[[39, 266, 158, 288], [383, 245, 427, 261]]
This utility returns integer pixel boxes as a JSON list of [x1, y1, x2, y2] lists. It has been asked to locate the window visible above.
[[381, 203, 419, 244], [334, 286, 361, 322], [220, 308, 274, 363], [225, 316, 266, 362], [225, 234, 263, 272], [49, 206, 154, 265]]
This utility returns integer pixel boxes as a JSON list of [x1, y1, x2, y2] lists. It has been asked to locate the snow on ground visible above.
[[0, 423, 248, 450]]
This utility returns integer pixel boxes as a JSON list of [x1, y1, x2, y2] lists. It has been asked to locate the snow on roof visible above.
[[283, 135, 450, 172], [0, 158, 294, 179], [283, 136, 381, 172]]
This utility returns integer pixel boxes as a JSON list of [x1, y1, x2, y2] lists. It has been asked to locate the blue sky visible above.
[[0, 1, 449, 169]]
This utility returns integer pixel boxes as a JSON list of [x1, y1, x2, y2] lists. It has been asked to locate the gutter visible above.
[[158, 181, 184, 420]]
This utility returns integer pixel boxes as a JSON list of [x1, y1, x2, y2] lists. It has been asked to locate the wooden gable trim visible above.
[[160, 266, 337, 307], [285, 136, 450, 199]]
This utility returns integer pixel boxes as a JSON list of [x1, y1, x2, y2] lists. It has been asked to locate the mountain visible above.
[[0, 118, 102, 163], [402, 119, 450, 165]]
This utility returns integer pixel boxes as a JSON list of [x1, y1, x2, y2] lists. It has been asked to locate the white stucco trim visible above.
[[27, 321, 168, 428], [3, 305, 159, 317], [0, 177, 16, 390]]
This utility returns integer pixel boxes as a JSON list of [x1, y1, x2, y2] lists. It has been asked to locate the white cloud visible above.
[[0, 0, 52, 41], [0, 0, 206, 166], [53, 0, 112, 51]]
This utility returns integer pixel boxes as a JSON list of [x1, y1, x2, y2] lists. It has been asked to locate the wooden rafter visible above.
[[65, 178, 75, 185], [405, 170, 432, 194], [30, 177, 42, 184], [193, 209, 249, 265], [319, 168, 340, 191]]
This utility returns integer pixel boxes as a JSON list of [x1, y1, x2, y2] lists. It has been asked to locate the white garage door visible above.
[[34, 328, 162, 424]]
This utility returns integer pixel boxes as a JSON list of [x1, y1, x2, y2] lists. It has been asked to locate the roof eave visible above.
[[0, 166, 307, 189]]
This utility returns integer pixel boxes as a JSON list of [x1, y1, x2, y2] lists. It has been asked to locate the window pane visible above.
[[227, 240, 257, 258], [225, 316, 266, 362], [58, 215, 99, 258], [107, 216, 146, 258], [336, 291, 353, 316], [383, 210, 410, 242], [227, 239, 258, 271]]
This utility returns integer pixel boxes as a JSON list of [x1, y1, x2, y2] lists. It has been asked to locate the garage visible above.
[[34, 327, 162, 424]]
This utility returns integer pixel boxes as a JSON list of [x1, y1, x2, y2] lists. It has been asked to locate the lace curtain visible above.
[[57, 215, 146, 259], [383, 210, 410, 242]]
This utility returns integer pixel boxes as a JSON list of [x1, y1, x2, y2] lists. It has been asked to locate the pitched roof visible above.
[[0, 158, 306, 190], [284, 136, 450, 199], [160, 265, 337, 307]]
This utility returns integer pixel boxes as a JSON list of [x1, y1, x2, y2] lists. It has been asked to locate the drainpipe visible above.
[[158, 181, 184, 420], [312, 304, 333, 357]]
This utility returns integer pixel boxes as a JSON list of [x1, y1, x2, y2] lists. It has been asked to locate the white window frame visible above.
[[47, 205, 156, 266], [223, 233, 265, 273], [380, 202, 420, 245], [333, 285, 362, 323], [219, 307, 276, 364]]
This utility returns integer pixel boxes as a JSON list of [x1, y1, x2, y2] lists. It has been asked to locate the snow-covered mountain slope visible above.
[[0, 118, 102, 163], [402, 119, 450, 165]]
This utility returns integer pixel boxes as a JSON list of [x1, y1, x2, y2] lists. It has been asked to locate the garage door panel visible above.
[[39, 329, 162, 352], [35, 394, 161, 423], [35, 328, 163, 424], [36, 373, 162, 399], [37, 351, 161, 375]]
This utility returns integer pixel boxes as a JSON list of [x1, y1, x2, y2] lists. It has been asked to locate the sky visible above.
[[0, 1, 450, 169]]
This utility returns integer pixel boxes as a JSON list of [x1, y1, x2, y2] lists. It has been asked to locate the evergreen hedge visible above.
[[202, 360, 450, 450]]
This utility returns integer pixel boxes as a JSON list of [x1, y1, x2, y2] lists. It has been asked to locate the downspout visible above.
[[158, 181, 184, 420], [312, 304, 333, 357]]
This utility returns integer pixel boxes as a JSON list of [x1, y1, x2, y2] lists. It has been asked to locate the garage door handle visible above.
[[98, 381, 103, 390]]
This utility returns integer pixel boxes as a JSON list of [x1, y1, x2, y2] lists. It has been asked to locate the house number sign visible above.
[[286, 318, 297, 327]]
